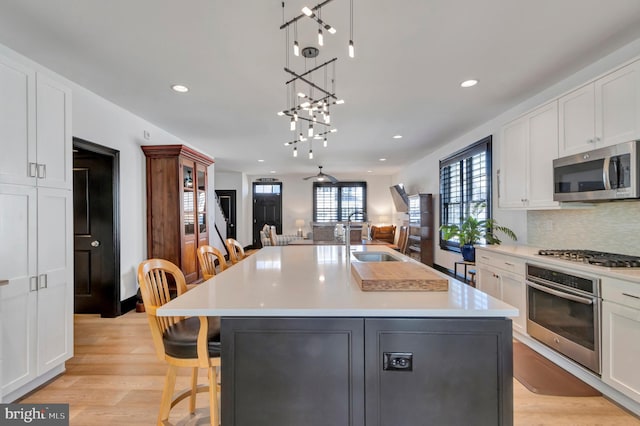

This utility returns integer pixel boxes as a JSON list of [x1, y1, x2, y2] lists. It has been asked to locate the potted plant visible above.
[[439, 203, 517, 262]]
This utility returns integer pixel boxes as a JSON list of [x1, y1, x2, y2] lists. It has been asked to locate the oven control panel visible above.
[[527, 263, 599, 296]]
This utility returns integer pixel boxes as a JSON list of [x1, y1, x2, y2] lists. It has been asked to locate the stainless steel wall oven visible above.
[[526, 263, 601, 374]]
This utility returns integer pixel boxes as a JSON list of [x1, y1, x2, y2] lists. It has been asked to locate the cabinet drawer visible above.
[[476, 251, 525, 275], [602, 277, 640, 310]]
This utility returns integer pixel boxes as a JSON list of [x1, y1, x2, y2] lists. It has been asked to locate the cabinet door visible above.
[[558, 84, 595, 156], [477, 264, 501, 300], [0, 184, 38, 395], [602, 300, 640, 403], [500, 271, 526, 335], [35, 74, 72, 190], [527, 101, 559, 209], [595, 60, 640, 149], [36, 188, 73, 374], [499, 117, 527, 208], [0, 57, 36, 186], [365, 318, 513, 426]]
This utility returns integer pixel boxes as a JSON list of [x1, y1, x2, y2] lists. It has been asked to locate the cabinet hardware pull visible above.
[[37, 163, 46, 179], [497, 169, 501, 198], [38, 274, 47, 290], [622, 292, 640, 300], [28, 162, 38, 177], [30, 276, 38, 292]]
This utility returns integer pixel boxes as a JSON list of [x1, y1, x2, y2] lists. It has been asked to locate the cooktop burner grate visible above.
[[538, 249, 640, 268]]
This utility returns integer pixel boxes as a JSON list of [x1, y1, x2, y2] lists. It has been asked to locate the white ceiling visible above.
[[1, 1, 640, 176]]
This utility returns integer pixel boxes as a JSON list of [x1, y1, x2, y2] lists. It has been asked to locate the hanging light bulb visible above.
[[308, 123, 314, 137], [318, 27, 324, 46], [293, 146, 298, 157], [323, 137, 328, 148], [293, 40, 300, 56], [325, 25, 337, 34], [302, 6, 313, 16], [348, 40, 355, 58], [308, 148, 313, 159], [293, 111, 298, 121], [324, 113, 330, 124], [290, 116, 296, 131]]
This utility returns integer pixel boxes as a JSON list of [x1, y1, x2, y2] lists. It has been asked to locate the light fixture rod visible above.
[[284, 67, 337, 99], [284, 57, 337, 84], [279, 0, 334, 29]]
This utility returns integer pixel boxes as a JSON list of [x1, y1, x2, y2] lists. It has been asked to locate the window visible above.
[[313, 182, 367, 222], [439, 136, 492, 251], [254, 183, 281, 194]]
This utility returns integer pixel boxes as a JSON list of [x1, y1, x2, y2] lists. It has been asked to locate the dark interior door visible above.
[[253, 183, 282, 247], [216, 189, 237, 239], [73, 145, 118, 317]]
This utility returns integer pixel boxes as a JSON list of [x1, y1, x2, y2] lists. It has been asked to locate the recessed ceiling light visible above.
[[367, 170, 373, 173], [392, 135, 402, 139], [258, 159, 265, 162], [460, 79, 478, 88], [171, 84, 189, 93], [270, 170, 277, 174], [379, 158, 386, 162]]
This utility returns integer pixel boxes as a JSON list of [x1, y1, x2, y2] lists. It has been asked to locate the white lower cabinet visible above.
[[0, 184, 73, 399], [476, 250, 527, 334], [602, 278, 640, 403]]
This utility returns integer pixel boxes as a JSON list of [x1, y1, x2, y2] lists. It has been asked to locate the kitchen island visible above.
[[157, 245, 518, 426]]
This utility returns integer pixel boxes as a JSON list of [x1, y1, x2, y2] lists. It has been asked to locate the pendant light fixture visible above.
[[280, 1, 357, 160]]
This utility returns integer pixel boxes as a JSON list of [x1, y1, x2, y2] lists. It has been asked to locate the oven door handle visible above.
[[526, 281, 594, 305]]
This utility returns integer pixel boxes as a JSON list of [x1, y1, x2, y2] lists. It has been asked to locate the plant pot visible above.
[[461, 244, 475, 262]]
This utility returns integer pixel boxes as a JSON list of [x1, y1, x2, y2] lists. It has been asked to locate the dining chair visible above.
[[137, 258, 220, 426], [396, 225, 409, 254], [225, 238, 246, 265], [197, 245, 227, 280]]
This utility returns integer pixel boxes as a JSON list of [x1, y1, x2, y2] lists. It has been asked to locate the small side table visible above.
[[454, 261, 476, 287]]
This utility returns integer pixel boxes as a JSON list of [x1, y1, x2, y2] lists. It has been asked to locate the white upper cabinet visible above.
[[0, 59, 71, 189], [0, 56, 36, 186], [35, 74, 72, 190], [559, 60, 640, 157], [499, 101, 559, 209]]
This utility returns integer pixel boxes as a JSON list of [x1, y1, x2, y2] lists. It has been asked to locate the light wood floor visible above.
[[18, 311, 640, 426]]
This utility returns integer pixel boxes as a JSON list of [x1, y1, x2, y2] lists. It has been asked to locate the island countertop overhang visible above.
[[156, 245, 518, 318]]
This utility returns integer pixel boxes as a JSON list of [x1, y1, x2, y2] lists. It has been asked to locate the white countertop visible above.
[[157, 245, 518, 318], [476, 245, 640, 283]]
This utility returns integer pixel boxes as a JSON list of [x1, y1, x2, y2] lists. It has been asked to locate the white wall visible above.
[[394, 37, 640, 271], [242, 173, 395, 240], [214, 171, 252, 246]]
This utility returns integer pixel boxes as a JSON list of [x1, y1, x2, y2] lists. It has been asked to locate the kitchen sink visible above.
[[351, 251, 401, 262]]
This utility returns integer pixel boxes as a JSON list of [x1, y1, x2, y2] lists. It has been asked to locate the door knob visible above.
[[91, 240, 101, 247]]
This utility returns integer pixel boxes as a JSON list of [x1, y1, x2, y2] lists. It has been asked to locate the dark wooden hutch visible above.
[[407, 193, 434, 266], [142, 145, 214, 283]]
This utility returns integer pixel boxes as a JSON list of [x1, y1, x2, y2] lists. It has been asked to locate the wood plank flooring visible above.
[[17, 312, 640, 425]]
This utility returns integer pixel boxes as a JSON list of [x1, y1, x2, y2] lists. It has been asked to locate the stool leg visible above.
[[189, 367, 198, 414], [208, 365, 220, 426], [158, 365, 178, 425]]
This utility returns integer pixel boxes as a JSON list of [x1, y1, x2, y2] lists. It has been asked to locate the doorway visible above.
[[73, 138, 121, 317], [252, 182, 282, 247], [215, 189, 237, 239]]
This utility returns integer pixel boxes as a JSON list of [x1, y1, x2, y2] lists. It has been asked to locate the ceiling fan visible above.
[[303, 166, 338, 183]]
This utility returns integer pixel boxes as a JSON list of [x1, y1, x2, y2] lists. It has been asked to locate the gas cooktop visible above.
[[537, 249, 640, 268]]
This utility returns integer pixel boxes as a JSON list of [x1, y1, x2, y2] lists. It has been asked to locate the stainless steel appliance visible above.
[[526, 263, 601, 374], [553, 140, 640, 202], [538, 249, 640, 267]]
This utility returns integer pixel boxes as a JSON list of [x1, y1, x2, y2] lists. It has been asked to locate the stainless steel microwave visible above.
[[553, 140, 640, 202]]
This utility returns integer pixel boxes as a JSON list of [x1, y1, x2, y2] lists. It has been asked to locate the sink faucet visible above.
[[346, 210, 366, 257]]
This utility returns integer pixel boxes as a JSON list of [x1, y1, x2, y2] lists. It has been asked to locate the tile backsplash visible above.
[[527, 201, 640, 256]]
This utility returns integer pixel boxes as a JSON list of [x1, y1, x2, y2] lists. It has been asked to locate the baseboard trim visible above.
[[120, 295, 137, 315]]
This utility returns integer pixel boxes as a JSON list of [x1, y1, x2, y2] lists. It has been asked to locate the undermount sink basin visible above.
[[351, 251, 401, 262]]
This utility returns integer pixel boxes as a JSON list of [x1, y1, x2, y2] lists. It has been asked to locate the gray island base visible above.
[[156, 245, 517, 426], [222, 316, 512, 426]]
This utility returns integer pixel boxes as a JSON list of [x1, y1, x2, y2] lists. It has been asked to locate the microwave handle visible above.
[[603, 157, 612, 190]]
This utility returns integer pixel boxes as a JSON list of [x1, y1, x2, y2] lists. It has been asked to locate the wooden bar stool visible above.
[[138, 259, 221, 425]]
